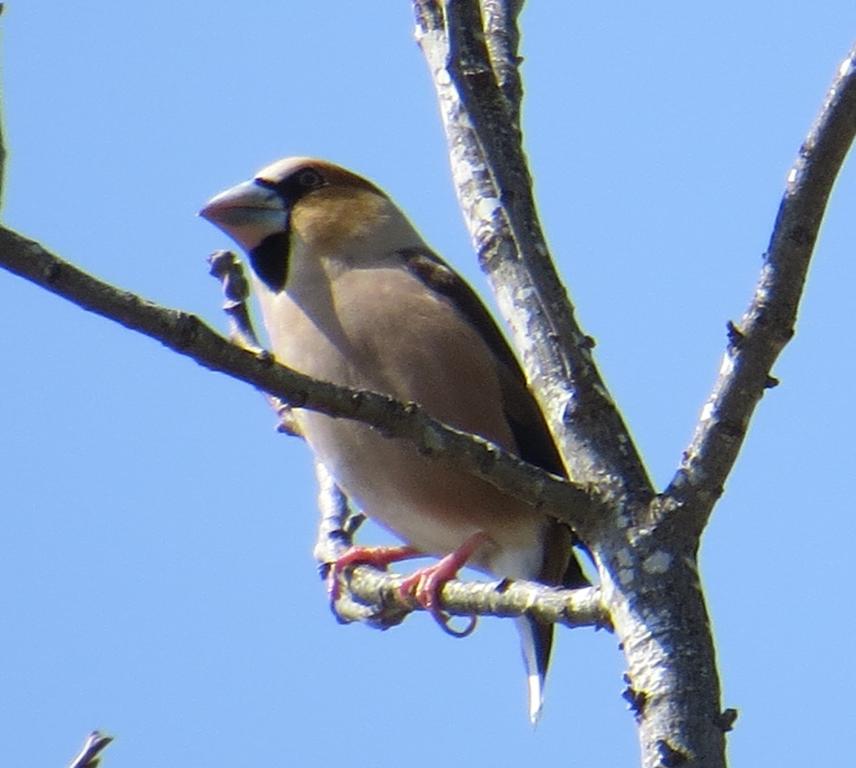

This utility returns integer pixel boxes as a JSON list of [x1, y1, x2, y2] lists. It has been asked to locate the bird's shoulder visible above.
[[394, 246, 566, 478], [394, 247, 520, 374]]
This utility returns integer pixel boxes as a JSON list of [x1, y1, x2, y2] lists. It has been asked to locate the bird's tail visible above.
[[516, 615, 553, 725]]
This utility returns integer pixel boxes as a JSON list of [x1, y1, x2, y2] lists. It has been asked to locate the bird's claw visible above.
[[434, 611, 478, 638], [328, 545, 420, 602], [397, 535, 487, 639]]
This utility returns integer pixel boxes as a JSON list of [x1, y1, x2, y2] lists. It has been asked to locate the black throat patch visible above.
[[250, 231, 291, 293], [248, 169, 329, 293]]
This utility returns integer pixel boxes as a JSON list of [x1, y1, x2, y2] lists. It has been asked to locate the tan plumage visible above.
[[200, 157, 587, 722]]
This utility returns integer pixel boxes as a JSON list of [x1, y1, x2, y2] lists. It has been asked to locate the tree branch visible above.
[[207, 249, 299, 435], [664, 44, 856, 535], [414, 0, 652, 513], [67, 732, 112, 768], [480, 0, 525, 130], [0, 226, 598, 535], [311, 461, 608, 631], [345, 562, 607, 631]]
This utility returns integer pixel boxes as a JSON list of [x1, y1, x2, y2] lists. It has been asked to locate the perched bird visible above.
[[200, 157, 587, 722]]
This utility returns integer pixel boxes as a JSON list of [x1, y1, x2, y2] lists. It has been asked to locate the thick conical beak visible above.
[[199, 179, 287, 251]]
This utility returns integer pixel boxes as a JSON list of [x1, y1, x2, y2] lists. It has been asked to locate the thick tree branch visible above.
[[601, 44, 856, 751], [0, 227, 598, 535], [415, 9, 852, 765], [480, 0, 525, 130], [412, 4, 758, 766], [414, 0, 652, 514], [664, 45, 856, 535]]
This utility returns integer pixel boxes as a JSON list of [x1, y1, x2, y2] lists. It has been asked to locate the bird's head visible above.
[[200, 157, 402, 292]]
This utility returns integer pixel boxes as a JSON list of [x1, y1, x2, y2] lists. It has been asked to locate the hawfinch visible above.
[[200, 157, 587, 722]]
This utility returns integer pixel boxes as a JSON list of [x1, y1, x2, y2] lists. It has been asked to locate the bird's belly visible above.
[[297, 409, 545, 580]]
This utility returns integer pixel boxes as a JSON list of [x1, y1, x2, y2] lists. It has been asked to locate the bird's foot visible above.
[[397, 532, 489, 639], [328, 544, 421, 602]]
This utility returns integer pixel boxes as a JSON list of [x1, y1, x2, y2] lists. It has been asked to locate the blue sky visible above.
[[2, 3, 855, 766]]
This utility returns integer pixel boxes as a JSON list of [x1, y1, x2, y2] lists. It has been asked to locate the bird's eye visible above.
[[297, 168, 324, 189]]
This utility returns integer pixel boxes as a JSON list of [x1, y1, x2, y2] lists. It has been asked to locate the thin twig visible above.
[[345, 565, 608, 630], [664, 44, 856, 534], [206, 249, 265, 352], [309, 461, 389, 626], [207, 249, 299, 435], [67, 732, 112, 768]]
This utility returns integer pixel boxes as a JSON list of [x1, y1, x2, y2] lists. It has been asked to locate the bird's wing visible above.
[[396, 246, 588, 583]]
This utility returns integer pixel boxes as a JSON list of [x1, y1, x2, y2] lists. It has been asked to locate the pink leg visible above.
[[328, 544, 421, 601], [398, 532, 490, 638]]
